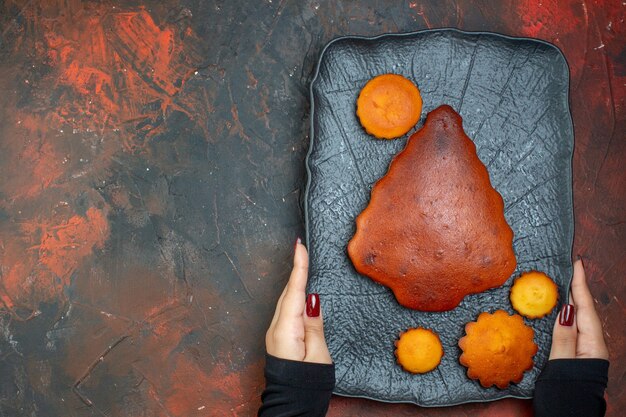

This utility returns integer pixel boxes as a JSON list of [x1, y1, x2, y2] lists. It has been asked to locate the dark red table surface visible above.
[[0, 1, 623, 416]]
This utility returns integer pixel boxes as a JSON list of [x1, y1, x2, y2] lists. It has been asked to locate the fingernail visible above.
[[577, 254, 584, 268], [295, 236, 302, 250], [559, 304, 575, 326], [306, 293, 320, 317]]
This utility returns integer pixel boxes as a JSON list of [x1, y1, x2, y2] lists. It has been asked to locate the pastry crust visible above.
[[356, 74, 422, 139], [510, 271, 559, 318], [348, 105, 517, 311], [395, 327, 443, 374], [458, 310, 537, 389]]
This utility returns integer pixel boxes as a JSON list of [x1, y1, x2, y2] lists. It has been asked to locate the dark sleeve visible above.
[[533, 358, 609, 417], [258, 354, 335, 417]]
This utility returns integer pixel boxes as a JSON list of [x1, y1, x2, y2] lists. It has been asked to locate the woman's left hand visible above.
[[265, 239, 332, 364]]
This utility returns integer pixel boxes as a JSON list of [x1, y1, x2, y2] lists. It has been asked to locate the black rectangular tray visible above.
[[304, 29, 574, 406]]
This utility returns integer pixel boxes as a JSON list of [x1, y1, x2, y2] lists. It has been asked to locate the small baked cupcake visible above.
[[459, 310, 537, 389], [356, 74, 422, 139], [510, 271, 559, 319], [395, 327, 443, 374]]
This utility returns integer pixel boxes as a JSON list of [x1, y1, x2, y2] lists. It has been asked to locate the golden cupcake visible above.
[[459, 310, 537, 389], [510, 271, 559, 319], [395, 327, 443, 374], [356, 74, 422, 139]]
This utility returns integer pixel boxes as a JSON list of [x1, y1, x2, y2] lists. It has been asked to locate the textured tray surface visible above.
[[305, 29, 574, 406]]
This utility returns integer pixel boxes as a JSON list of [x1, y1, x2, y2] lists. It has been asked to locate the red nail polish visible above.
[[306, 293, 320, 317], [559, 304, 575, 326]]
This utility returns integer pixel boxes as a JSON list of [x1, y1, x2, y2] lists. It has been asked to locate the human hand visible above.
[[549, 258, 609, 360], [265, 239, 332, 364]]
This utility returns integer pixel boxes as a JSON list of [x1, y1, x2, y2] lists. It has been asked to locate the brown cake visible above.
[[347, 105, 516, 311]]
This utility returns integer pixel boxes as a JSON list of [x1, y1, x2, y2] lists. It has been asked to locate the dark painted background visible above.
[[0, 1, 623, 416]]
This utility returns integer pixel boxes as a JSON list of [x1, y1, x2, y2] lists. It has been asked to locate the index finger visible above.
[[570, 259, 605, 340], [570, 260, 595, 310], [277, 241, 309, 320]]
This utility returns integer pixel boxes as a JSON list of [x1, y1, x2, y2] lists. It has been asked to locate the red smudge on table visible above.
[[163, 358, 246, 416], [38, 207, 109, 279], [516, 0, 580, 38], [1, 207, 109, 310], [31, 6, 199, 134], [17, 139, 65, 198]]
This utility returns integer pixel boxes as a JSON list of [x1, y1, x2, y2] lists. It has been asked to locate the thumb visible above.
[[303, 293, 333, 364], [549, 304, 577, 359]]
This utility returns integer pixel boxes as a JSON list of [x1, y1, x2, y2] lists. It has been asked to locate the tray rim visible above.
[[303, 27, 575, 407]]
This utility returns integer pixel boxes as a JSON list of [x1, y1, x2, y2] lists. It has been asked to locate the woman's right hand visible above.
[[549, 258, 609, 360]]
